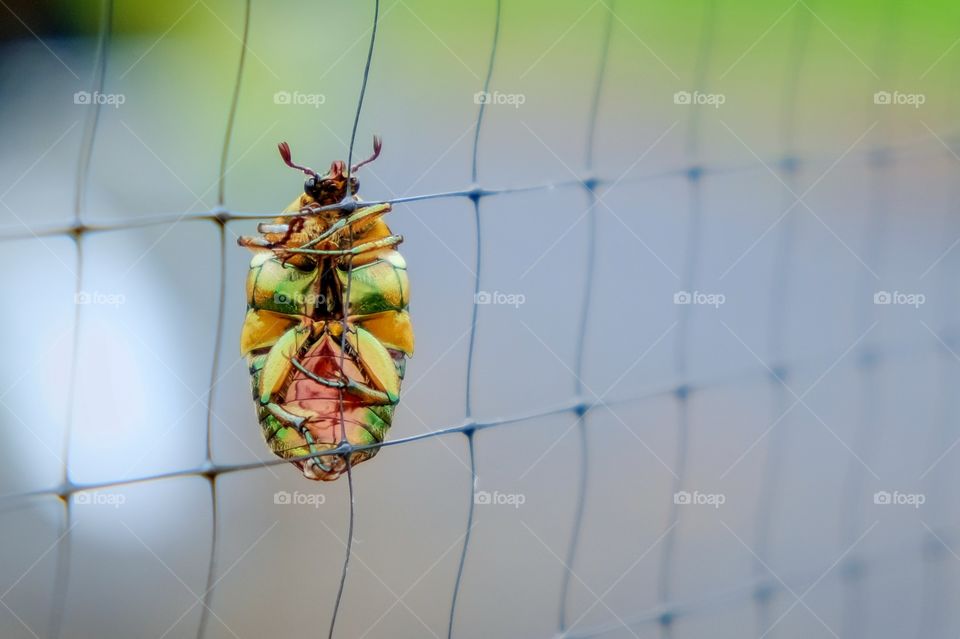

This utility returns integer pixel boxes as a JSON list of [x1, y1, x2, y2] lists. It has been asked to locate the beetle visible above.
[[238, 136, 413, 480]]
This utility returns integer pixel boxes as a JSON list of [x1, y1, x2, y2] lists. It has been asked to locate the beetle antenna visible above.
[[351, 135, 382, 173], [278, 142, 318, 178]]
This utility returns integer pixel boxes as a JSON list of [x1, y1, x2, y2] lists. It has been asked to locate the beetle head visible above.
[[277, 136, 382, 207]]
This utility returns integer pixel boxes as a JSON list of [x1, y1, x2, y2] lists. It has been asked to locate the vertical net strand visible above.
[[448, 1, 502, 636]]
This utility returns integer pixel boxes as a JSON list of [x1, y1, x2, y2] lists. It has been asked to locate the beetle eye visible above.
[[304, 177, 316, 193]]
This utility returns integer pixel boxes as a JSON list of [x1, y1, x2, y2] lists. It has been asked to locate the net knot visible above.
[[465, 184, 487, 202], [337, 197, 358, 213], [840, 556, 866, 581], [212, 207, 232, 224], [779, 155, 800, 174], [753, 583, 775, 603], [770, 365, 789, 384], [199, 460, 218, 480], [857, 347, 881, 369], [56, 482, 76, 500]]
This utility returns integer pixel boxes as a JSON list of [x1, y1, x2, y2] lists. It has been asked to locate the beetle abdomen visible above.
[[285, 335, 392, 448]]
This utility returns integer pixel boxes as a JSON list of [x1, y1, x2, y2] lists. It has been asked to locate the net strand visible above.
[[196, 225, 227, 639], [2, 2, 955, 635], [558, 1, 615, 632], [50, 1, 113, 637], [750, 3, 814, 633], [197, 225, 227, 639], [197, 0, 251, 635], [565, 528, 945, 639], [329, 1, 381, 636], [448, 1, 501, 635], [0, 130, 949, 243], [0, 333, 945, 511], [447, 432, 476, 639], [657, 2, 717, 631], [216, 0, 251, 207], [840, 2, 903, 636]]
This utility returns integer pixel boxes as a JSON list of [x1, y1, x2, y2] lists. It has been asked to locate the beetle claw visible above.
[[271, 247, 295, 265], [307, 456, 333, 475]]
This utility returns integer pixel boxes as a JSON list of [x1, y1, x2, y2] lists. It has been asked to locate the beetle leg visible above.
[[259, 325, 310, 404], [264, 401, 334, 473], [294, 203, 392, 250], [300, 429, 334, 474], [290, 357, 346, 389], [257, 223, 289, 234], [342, 377, 398, 405], [237, 235, 273, 249], [264, 402, 305, 428], [238, 234, 300, 269], [277, 235, 402, 257], [291, 357, 396, 405], [240, 217, 308, 266]]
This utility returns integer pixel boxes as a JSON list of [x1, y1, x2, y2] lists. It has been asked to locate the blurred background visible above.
[[1, 0, 960, 637]]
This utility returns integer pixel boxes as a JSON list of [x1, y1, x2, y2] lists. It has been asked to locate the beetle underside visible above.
[[238, 139, 413, 481]]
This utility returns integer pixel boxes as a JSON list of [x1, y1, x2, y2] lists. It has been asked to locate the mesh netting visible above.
[[1, 0, 958, 638]]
